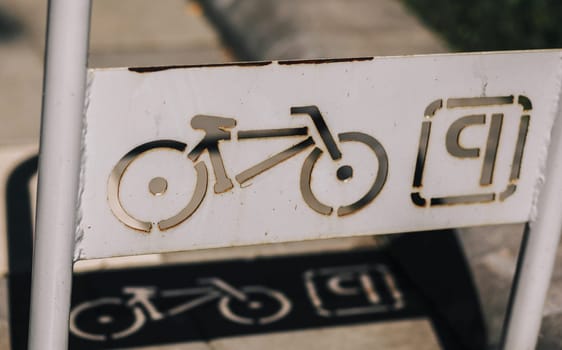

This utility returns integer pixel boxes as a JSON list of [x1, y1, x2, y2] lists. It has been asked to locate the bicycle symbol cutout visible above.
[[69, 278, 292, 341], [108, 105, 389, 232]]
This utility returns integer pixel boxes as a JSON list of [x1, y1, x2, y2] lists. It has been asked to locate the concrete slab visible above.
[[0, 277, 10, 350], [89, 0, 227, 68], [198, 0, 446, 60], [90, 0, 217, 52], [208, 320, 441, 350], [0, 40, 42, 144], [118, 343, 211, 350], [113, 319, 441, 350], [0, 0, 227, 146]]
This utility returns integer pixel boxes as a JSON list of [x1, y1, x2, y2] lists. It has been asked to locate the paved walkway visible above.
[[0, 0, 226, 145], [1, 0, 561, 349], [199, 0, 445, 60]]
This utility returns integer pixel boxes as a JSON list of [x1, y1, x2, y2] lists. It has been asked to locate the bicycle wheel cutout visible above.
[[300, 132, 388, 216], [108, 140, 208, 232]]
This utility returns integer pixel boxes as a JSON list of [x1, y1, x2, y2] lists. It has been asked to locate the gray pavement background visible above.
[[0, 0, 228, 145], [1, 0, 562, 349], [198, 0, 444, 61]]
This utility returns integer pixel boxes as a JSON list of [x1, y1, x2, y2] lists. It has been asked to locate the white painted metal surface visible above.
[[28, 0, 92, 349], [501, 65, 562, 349], [77, 51, 562, 260]]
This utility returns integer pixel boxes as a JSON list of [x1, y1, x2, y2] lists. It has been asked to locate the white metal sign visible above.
[[77, 51, 562, 260]]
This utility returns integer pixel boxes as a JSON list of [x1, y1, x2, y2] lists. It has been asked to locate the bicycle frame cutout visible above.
[[108, 105, 389, 232], [69, 278, 292, 342]]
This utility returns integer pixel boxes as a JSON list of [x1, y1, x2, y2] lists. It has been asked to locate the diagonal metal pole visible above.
[[501, 84, 562, 349], [27, 0, 91, 349]]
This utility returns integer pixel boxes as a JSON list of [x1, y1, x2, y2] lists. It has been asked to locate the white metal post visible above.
[[27, 0, 91, 349], [501, 97, 562, 348]]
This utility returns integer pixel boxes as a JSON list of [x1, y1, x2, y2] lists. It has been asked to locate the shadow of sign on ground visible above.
[[5, 157, 486, 350]]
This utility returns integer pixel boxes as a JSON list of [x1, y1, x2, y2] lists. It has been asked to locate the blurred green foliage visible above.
[[402, 0, 562, 50]]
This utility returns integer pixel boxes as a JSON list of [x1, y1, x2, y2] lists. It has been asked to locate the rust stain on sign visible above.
[[128, 57, 376, 73], [278, 57, 374, 65], [128, 61, 273, 73]]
